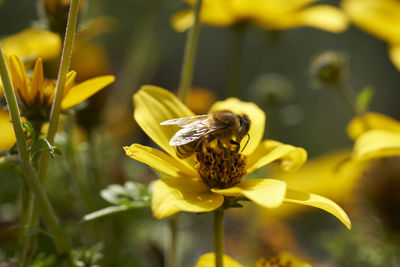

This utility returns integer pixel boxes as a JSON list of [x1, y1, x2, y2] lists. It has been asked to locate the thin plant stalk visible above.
[[214, 207, 224, 267], [20, 0, 81, 265], [227, 25, 245, 98], [178, 0, 202, 103], [0, 45, 72, 263], [167, 214, 179, 267]]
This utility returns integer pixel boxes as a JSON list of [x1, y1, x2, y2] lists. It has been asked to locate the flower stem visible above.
[[214, 207, 224, 267], [167, 214, 179, 267], [337, 82, 358, 116], [227, 25, 245, 98], [38, 0, 80, 182], [178, 0, 202, 103], [0, 45, 72, 262]]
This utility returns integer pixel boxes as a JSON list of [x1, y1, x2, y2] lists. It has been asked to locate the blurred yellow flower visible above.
[[348, 112, 400, 161], [1, 28, 61, 62], [263, 149, 365, 220], [172, 0, 349, 33], [342, 0, 400, 71], [6, 55, 114, 122], [0, 110, 16, 152], [194, 251, 311, 267], [256, 252, 311, 267], [124, 85, 351, 229], [195, 252, 244, 267]]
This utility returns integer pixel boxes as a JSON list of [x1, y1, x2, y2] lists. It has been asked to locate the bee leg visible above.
[[229, 140, 241, 153]]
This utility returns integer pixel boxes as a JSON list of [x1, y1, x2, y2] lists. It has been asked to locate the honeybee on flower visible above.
[[161, 110, 251, 159]]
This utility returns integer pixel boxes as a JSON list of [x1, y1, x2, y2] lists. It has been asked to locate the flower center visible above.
[[194, 140, 247, 189], [256, 257, 292, 267]]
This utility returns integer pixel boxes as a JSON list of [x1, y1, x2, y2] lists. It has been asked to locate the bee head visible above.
[[238, 114, 251, 142]]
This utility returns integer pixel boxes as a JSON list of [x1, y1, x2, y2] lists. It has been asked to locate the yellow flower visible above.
[[342, 0, 400, 71], [0, 110, 16, 151], [195, 253, 244, 267], [194, 251, 311, 267], [172, 0, 349, 33], [6, 55, 114, 122], [256, 252, 311, 267], [347, 112, 400, 161], [124, 85, 351, 229], [1, 28, 61, 62], [262, 149, 365, 220]]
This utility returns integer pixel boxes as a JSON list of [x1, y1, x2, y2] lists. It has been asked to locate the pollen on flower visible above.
[[194, 140, 247, 189]]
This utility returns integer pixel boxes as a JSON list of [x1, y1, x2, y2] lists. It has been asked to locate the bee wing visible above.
[[160, 115, 209, 127], [169, 118, 224, 146]]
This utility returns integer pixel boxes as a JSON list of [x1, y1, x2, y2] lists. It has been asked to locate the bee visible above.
[[160, 110, 251, 158]]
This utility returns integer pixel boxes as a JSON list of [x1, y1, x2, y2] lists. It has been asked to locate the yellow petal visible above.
[[272, 252, 312, 267], [247, 140, 307, 174], [294, 5, 349, 33], [63, 71, 77, 97], [264, 149, 364, 220], [1, 28, 61, 61], [0, 110, 16, 151], [284, 188, 351, 229], [133, 85, 195, 160], [123, 144, 198, 178], [9, 55, 29, 104], [61, 75, 115, 109], [389, 44, 400, 72], [347, 112, 400, 140], [353, 129, 400, 161], [171, 9, 195, 33], [342, 0, 400, 44], [31, 58, 44, 101], [211, 179, 286, 209], [209, 98, 265, 155], [195, 252, 245, 267], [152, 177, 223, 220]]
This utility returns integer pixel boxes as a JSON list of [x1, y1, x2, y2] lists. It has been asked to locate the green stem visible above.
[[337, 82, 358, 116], [227, 25, 245, 98], [178, 0, 202, 103], [167, 214, 179, 267], [214, 207, 224, 267], [0, 45, 72, 262], [38, 0, 80, 183]]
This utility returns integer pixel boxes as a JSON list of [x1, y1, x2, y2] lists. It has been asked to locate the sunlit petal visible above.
[[284, 188, 352, 229], [211, 179, 286, 209], [353, 129, 400, 161], [61, 75, 114, 109], [195, 252, 244, 267], [152, 177, 223, 220], [347, 112, 400, 139], [294, 5, 349, 33], [133, 85, 195, 160], [247, 140, 307, 173], [342, 0, 400, 44], [209, 98, 265, 155], [389, 44, 400, 72], [124, 144, 198, 178]]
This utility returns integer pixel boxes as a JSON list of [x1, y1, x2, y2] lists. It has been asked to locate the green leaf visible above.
[[29, 138, 62, 162], [84, 181, 151, 221], [356, 86, 374, 113]]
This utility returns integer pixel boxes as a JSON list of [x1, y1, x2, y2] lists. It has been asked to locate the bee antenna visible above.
[[240, 134, 250, 153]]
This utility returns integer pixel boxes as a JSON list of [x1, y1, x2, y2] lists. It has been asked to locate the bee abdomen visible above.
[[175, 142, 198, 158]]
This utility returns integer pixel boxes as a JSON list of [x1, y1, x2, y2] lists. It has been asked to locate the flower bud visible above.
[[310, 51, 348, 86]]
